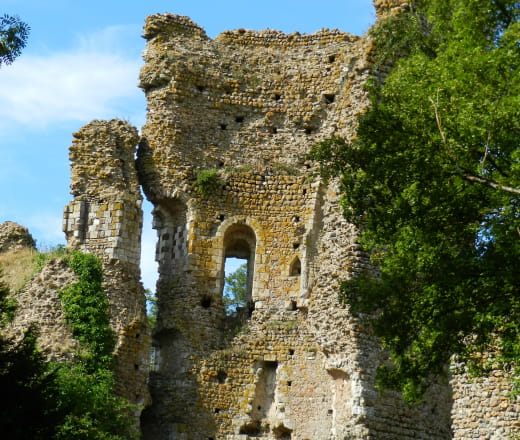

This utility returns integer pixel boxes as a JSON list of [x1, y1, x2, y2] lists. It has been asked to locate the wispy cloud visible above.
[[0, 25, 143, 130]]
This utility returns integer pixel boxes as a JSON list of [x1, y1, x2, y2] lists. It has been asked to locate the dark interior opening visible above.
[[290, 257, 301, 276], [201, 295, 212, 308], [323, 93, 335, 104], [273, 424, 292, 439], [217, 370, 228, 384]]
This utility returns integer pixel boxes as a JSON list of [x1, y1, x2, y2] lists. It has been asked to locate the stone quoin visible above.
[[3, 1, 518, 439]]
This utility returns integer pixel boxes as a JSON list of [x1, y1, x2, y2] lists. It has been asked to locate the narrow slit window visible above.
[[289, 257, 301, 276]]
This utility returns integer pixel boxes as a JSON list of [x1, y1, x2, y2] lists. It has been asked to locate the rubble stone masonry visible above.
[[135, 7, 451, 440], [3, 0, 518, 438], [62, 119, 150, 406]]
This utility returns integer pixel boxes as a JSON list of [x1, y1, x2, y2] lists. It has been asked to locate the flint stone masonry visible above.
[[134, 7, 519, 439], [6, 259, 80, 361], [450, 364, 520, 439], [135, 8, 453, 440], [63, 119, 151, 407], [0, 221, 36, 253], [4, 0, 519, 438], [373, 0, 411, 16]]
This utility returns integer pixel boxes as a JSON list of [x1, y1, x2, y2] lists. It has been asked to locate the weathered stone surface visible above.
[[6, 0, 519, 438], [0, 221, 36, 253], [450, 363, 520, 440], [6, 259, 79, 360], [135, 8, 453, 440], [373, 0, 411, 16], [134, 7, 518, 440], [63, 119, 150, 408]]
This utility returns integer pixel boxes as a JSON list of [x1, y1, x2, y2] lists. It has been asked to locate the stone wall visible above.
[[450, 366, 520, 439], [6, 258, 80, 361], [62, 119, 150, 406], [3, 0, 519, 438], [136, 11, 452, 440], [0, 221, 36, 253], [373, 0, 411, 17]]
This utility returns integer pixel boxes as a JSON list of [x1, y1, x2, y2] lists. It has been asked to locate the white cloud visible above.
[[0, 26, 143, 130]]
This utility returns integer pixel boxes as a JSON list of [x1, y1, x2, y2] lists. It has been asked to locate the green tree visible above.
[[145, 288, 157, 329], [311, 0, 520, 402], [224, 263, 247, 316], [0, 273, 59, 439], [0, 253, 139, 439], [51, 364, 138, 440], [0, 14, 30, 67]]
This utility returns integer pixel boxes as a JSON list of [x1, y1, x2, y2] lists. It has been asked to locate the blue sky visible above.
[[0, 0, 375, 291]]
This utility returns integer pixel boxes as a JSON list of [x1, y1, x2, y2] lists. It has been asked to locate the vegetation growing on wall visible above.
[[59, 252, 115, 369], [195, 168, 224, 195], [53, 251, 138, 439], [311, 0, 520, 403], [34, 244, 67, 272], [0, 251, 138, 439]]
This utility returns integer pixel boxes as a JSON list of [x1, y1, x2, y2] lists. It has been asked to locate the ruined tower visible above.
[[63, 119, 150, 406], [135, 11, 452, 440], [53, 2, 519, 439]]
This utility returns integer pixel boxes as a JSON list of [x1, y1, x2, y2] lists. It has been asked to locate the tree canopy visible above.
[[311, 0, 519, 402], [0, 14, 30, 67]]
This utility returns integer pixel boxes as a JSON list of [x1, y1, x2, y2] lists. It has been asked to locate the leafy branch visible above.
[[0, 14, 30, 67]]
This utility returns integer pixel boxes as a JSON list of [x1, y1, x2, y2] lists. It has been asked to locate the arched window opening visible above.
[[222, 224, 256, 318], [224, 258, 247, 316], [289, 256, 301, 276]]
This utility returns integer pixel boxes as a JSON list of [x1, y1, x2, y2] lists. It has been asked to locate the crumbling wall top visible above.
[[214, 27, 358, 47], [138, 12, 373, 204], [143, 13, 209, 41], [373, 0, 410, 17], [142, 12, 358, 47], [0, 221, 36, 253], [69, 119, 140, 198]]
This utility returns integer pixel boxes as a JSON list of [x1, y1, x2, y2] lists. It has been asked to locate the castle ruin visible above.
[[4, 1, 519, 439]]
